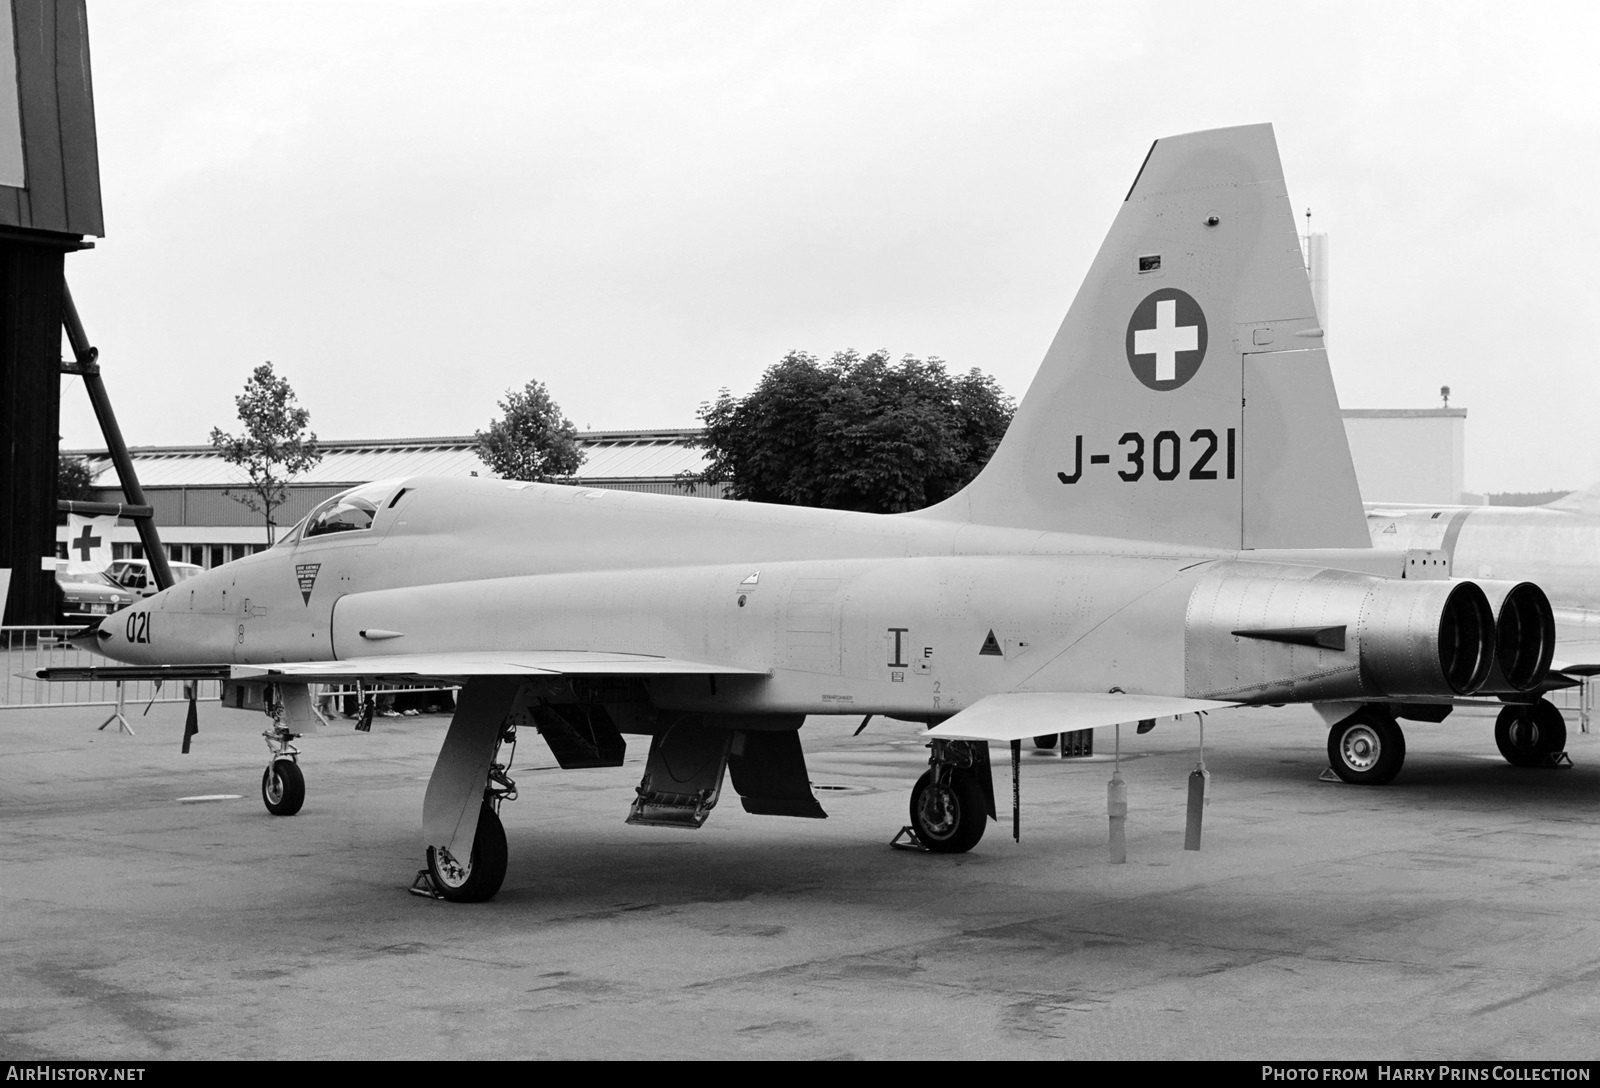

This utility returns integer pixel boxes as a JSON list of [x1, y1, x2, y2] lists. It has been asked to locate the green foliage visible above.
[[694, 350, 1015, 513], [57, 456, 97, 502], [210, 362, 322, 544], [474, 380, 586, 482]]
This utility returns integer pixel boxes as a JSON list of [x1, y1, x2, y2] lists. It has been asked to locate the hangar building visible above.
[[59, 411, 1465, 569], [59, 429, 719, 567]]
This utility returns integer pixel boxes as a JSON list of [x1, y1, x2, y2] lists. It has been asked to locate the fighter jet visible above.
[[70, 124, 1562, 902]]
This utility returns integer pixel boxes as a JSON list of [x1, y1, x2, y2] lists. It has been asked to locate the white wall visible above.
[[1341, 409, 1466, 505]]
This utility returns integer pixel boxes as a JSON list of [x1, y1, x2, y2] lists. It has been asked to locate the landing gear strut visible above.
[[1494, 700, 1567, 768], [1327, 708, 1406, 785]]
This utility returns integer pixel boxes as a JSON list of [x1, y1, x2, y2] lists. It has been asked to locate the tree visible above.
[[474, 380, 586, 482], [692, 350, 1015, 513], [210, 362, 322, 545], [57, 456, 97, 502]]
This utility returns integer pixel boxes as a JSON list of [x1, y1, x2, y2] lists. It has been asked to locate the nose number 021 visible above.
[[125, 611, 151, 644]]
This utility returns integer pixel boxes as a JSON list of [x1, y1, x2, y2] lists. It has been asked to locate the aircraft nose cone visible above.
[[66, 620, 108, 654]]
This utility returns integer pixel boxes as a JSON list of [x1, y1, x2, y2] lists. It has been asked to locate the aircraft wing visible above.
[[924, 692, 1239, 742], [232, 651, 770, 683]]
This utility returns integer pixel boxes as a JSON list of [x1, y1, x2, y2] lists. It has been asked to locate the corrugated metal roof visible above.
[[66, 431, 709, 488], [578, 437, 706, 479]]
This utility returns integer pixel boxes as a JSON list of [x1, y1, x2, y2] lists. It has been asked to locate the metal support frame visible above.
[[95, 679, 134, 735], [59, 278, 173, 591]]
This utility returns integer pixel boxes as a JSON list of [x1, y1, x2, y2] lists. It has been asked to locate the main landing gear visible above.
[[1325, 697, 1571, 784], [1494, 700, 1567, 768], [906, 739, 992, 853], [426, 801, 508, 903], [1326, 708, 1406, 785], [420, 718, 520, 903]]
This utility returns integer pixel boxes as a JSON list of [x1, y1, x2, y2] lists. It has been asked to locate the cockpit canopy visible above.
[[278, 480, 408, 547]]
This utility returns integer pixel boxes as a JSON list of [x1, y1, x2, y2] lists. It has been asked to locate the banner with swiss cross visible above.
[[65, 514, 115, 573]]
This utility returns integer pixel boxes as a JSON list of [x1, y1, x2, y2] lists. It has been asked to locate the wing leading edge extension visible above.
[[238, 651, 771, 683], [41, 651, 769, 685]]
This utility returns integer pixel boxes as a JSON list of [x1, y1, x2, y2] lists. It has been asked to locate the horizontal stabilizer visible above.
[[925, 692, 1237, 742], [234, 651, 769, 683]]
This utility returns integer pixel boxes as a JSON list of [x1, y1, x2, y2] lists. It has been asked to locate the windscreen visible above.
[[302, 481, 404, 540]]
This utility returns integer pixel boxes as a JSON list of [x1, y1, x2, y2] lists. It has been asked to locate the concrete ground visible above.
[[1, 698, 1597, 1061]]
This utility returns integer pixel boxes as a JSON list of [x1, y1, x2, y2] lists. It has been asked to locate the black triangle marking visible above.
[[979, 630, 1003, 657]]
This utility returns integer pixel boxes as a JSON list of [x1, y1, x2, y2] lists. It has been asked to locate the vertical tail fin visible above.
[[922, 123, 1367, 551]]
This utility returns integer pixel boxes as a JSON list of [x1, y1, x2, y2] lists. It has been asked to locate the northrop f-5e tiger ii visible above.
[[72, 124, 1574, 902]]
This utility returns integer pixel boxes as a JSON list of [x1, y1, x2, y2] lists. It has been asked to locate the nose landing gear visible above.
[[261, 725, 305, 816]]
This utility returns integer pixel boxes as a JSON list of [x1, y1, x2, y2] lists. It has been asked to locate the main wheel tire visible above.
[[426, 802, 508, 903], [1494, 701, 1567, 768], [261, 759, 305, 816], [1327, 712, 1406, 785], [1032, 734, 1059, 750], [909, 768, 987, 854]]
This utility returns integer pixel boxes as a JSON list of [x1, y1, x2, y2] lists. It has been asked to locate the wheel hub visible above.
[[917, 786, 959, 839], [1507, 719, 1538, 752], [1339, 724, 1381, 771], [432, 847, 472, 889]]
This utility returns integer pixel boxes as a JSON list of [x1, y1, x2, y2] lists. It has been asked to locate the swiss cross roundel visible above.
[[1125, 288, 1207, 391]]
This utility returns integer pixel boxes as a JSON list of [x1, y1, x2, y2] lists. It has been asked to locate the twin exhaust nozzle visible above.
[[1390, 579, 1554, 697], [1192, 567, 1555, 704]]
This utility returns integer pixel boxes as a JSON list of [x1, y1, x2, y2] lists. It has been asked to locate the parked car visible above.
[[105, 559, 204, 598], [56, 569, 136, 624]]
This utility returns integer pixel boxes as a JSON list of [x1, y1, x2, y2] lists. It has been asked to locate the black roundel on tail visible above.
[[1125, 288, 1207, 391]]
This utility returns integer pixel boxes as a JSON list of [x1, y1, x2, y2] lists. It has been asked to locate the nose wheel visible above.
[[262, 759, 305, 816], [260, 724, 305, 815]]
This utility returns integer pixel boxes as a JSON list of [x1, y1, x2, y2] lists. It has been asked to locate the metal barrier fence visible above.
[[1546, 676, 1594, 733], [1, 626, 220, 709]]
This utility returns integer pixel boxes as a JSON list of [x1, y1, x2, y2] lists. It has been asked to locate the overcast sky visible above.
[[57, 1, 1600, 494]]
